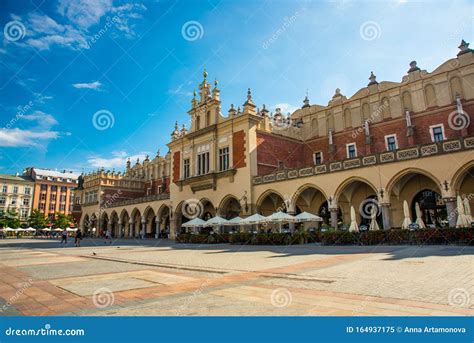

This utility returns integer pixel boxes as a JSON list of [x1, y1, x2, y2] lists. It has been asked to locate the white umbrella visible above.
[[414, 202, 426, 229], [348, 206, 359, 232], [463, 197, 473, 224], [223, 216, 243, 226], [368, 205, 380, 231], [67, 227, 78, 232], [401, 200, 411, 230], [181, 217, 206, 228], [241, 213, 267, 225], [265, 211, 297, 223], [15, 228, 26, 232], [456, 195, 470, 228], [294, 211, 323, 222], [24, 227, 37, 232], [41, 227, 51, 231], [53, 228, 63, 232], [204, 216, 229, 227], [3, 227, 15, 232]]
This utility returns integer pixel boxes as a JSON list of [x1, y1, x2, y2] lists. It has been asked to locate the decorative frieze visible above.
[[299, 167, 313, 177], [397, 148, 419, 160], [363, 156, 377, 166], [443, 140, 461, 152], [315, 165, 327, 174], [343, 158, 360, 169], [380, 152, 395, 163], [330, 162, 342, 172], [421, 144, 438, 156]]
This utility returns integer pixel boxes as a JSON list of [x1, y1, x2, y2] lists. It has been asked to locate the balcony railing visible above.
[[108, 193, 170, 208], [253, 136, 474, 185]]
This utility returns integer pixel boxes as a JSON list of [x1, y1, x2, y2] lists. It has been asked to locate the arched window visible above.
[[424, 84, 437, 108], [327, 113, 335, 131], [344, 108, 351, 128], [402, 91, 412, 112], [361, 103, 370, 123], [449, 77, 463, 101], [196, 116, 200, 130], [206, 111, 211, 126]]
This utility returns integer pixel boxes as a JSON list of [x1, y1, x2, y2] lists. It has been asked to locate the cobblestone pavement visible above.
[[0, 238, 472, 316]]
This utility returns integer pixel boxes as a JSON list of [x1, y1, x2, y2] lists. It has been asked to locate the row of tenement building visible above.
[[0, 168, 80, 224]]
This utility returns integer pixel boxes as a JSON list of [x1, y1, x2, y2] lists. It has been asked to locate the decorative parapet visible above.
[[252, 136, 474, 185], [109, 193, 170, 208]]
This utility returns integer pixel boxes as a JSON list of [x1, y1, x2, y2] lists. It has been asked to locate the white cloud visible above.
[[273, 103, 299, 115], [72, 80, 102, 90], [8, 2, 146, 51], [0, 111, 62, 148], [57, 0, 113, 29], [0, 128, 60, 147], [87, 150, 149, 169]]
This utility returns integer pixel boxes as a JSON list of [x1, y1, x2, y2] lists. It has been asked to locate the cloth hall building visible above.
[[77, 41, 474, 239]]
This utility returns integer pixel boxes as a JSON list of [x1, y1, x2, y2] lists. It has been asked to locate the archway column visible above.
[[155, 220, 160, 239], [287, 210, 296, 232], [444, 197, 457, 228], [330, 208, 339, 229], [129, 221, 133, 238], [380, 203, 391, 230], [118, 221, 123, 238], [141, 218, 146, 239]]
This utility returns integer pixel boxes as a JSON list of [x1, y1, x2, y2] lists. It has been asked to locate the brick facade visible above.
[[232, 130, 247, 169]]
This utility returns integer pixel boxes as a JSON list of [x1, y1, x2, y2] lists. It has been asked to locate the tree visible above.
[[53, 212, 72, 228], [0, 209, 20, 228], [29, 209, 47, 228]]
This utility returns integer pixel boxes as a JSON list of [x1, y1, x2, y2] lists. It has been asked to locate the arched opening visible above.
[[120, 210, 130, 237], [82, 214, 90, 236], [143, 207, 156, 238], [452, 163, 474, 217], [158, 205, 171, 238], [99, 212, 109, 237], [130, 208, 141, 238], [218, 195, 242, 219], [318, 201, 342, 225], [411, 189, 447, 227], [388, 171, 444, 228], [336, 178, 378, 228], [90, 214, 98, 237], [257, 191, 286, 216], [200, 198, 216, 221], [110, 211, 120, 238], [293, 185, 327, 215]]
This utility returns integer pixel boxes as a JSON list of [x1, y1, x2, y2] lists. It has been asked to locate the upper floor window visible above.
[[197, 152, 209, 175], [219, 147, 230, 171], [23, 198, 30, 206], [183, 158, 190, 179], [0, 196, 5, 205], [50, 194, 56, 201], [430, 124, 445, 142], [40, 193, 46, 201], [11, 197, 17, 206], [346, 143, 357, 158], [313, 151, 323, 165], [61, 186, 67, 192], [2, 185, 7, 193], [51, 185, 57, 192], [24, 187, 31, 195], [385, 134, 398, 151], [13, 186, 18, 193], [41, 184, 47, 191], [196, 116, 200, 130], [206, 111, 211, 126]]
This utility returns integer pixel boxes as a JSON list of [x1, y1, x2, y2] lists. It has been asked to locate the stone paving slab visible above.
[[0, 239, 472, 316]]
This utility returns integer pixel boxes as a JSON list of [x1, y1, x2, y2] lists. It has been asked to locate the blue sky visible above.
[[0, 0, 472, 174]]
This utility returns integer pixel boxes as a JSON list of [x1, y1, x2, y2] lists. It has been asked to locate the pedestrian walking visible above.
[[105, 228, 112, 245], [60, 228, 67, 245], [75, 229, 82, 247]]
